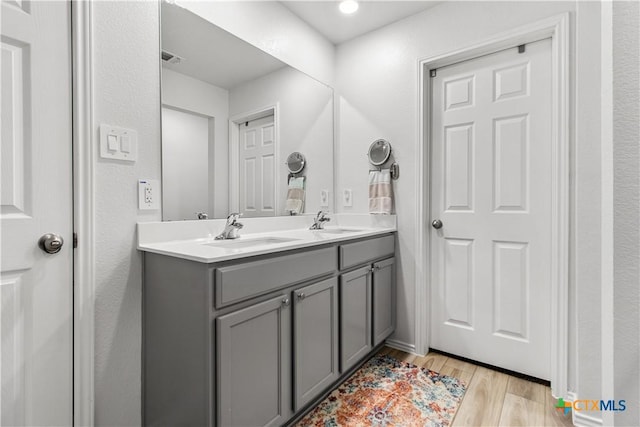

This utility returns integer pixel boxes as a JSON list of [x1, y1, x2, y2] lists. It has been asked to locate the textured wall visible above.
[[612, 1, 640, 425], [92, 2, 161, 425]]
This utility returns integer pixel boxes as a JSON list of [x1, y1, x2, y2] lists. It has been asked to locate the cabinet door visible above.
[[340, 266, 372, 372], [293, 277, 339, 411], [217, 295, 291, 427], [373, 258, 396, 346]]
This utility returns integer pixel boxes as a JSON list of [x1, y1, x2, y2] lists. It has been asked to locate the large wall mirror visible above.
[[160, 2, 334, 221]]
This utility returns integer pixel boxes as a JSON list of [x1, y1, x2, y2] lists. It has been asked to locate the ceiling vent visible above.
[[161, 50, 184, 65]]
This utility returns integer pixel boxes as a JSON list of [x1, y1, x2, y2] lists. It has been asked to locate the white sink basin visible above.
[[314, 228, 365, 235], [203, 237, 300, 249]]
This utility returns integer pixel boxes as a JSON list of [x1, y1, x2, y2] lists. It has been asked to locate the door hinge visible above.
[[518, 44, 526, 54], [430, 69, 437, 78], [73, 232, 78, 249]]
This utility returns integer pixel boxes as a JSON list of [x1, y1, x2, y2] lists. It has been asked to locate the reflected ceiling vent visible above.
[[161, 50, 184, 65]]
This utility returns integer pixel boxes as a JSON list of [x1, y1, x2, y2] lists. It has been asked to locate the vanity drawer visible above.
[[339, 234, 395, 270], [214, 246, 337, 308]]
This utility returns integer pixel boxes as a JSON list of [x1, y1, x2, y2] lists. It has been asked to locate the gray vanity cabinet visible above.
[[339, 266, 372, 372], [143, 232, 396, 427], [216, 295, 292, 427], [372, 258, 396, 346], [292, 277, 339, 411]]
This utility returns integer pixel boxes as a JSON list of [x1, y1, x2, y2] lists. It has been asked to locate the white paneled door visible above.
[[1, 1, 73, 425], [430, 39, 552, 379], [239, 115, 276, 217]]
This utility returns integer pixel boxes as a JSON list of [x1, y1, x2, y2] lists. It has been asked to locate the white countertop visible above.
[[137, 214, 396, 263]]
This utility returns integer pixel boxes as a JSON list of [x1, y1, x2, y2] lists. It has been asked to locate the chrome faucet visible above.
[[196, 212, 208, 220], [215, 212, 244, 240], [309, 210, 330, 230]]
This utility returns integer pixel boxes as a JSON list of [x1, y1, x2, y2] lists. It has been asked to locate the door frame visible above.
[[415, 13, 570, 397], [72, 1, 96, 425], [228, 104, 280, 215]]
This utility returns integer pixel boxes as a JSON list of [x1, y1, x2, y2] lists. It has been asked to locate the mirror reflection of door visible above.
[[239, 115, 276, 217], [162, 107, 215, 221]]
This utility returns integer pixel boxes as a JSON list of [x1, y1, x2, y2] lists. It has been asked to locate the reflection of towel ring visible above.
[[367, 139, 399, 180]]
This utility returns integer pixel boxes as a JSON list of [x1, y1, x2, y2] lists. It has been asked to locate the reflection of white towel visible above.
[[369, 169, 392, 214], [286, 177, 305, 214]]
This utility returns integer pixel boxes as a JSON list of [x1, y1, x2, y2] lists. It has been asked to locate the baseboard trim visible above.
[[567, 392, 603, 427], [385, 339, 417, 355], [573, 411, 603, 427]]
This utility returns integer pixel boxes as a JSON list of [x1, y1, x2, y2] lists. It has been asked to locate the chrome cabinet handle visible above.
[[297, 293, 305, 300], [281, 298, 290, 306], [39, 233, 64, 254], [431, 219, 443, 229]]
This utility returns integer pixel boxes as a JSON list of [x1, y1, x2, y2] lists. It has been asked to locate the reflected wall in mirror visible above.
[[160, 2, 334, 220]]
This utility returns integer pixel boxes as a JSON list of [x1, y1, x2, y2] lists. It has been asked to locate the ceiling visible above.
[[161, 2, 286, 89], [280, 1, 441, 45]]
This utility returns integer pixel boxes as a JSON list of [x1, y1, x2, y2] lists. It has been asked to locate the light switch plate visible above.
[[138, 179, 160, 210], [100, 124, 138, 162], [343, 189, 353, 207], [320, 189, 329, 207]]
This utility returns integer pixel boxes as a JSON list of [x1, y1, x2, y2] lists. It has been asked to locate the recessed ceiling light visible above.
[[339, 0, 359, 15]]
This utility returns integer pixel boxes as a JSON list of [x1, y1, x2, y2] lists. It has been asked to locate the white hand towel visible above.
[[369, 169, 393, 214]]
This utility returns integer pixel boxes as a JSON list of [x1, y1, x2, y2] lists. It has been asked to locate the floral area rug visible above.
[[297, 353, 467, 427]]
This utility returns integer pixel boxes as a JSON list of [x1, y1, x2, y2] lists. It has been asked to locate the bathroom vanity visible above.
[[139, 216, 396, 426]]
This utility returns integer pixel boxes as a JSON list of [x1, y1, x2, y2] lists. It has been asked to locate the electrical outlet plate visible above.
[[343, 189, 353, 207], [320, 189, 329, 207], [138, 179, 160, 210]]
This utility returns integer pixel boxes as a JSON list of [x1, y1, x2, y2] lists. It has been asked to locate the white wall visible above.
[[229, 66, 334, 215], [334, 1, 610, 408], [176, 0, 335, 86], [161, 68, 229, 218], [612, 1, 640, 425], [92, 2, 161, 426]]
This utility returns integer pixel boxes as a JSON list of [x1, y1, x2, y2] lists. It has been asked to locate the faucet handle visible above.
[[317, 210, 330, 222], [227, 212, 242, 223]]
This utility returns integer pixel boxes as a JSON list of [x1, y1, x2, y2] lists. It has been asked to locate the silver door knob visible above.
[[431, 219, 443, 230], [39, 233, 64, 254], [281, 298, 290, 306]]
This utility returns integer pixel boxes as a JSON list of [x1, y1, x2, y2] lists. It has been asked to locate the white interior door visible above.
[[162, 107, 211, 221], [430, 39, 552, 379], [239, 115, 275, 217], [1, 1, 73, 424]]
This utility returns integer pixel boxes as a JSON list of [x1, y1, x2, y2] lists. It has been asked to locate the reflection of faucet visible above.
[[215, 212, 244, 240], [309, 210, 330, 230], [196, 212, 208, 220]]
